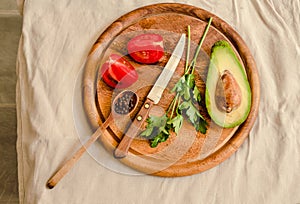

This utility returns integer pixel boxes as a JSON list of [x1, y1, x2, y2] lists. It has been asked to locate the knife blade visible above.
[[114, 34, 186, 158], [146, 34, 186, 104]]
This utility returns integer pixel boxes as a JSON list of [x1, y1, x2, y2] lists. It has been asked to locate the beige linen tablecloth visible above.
[[16, 0, 300, 203]]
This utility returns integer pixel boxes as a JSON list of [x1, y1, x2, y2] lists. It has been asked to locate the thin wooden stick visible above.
[[47, 127, 103, 189]]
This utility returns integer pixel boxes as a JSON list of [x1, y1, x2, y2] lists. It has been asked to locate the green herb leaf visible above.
[[139, 125, 154, 137], [196, 119, 207, 134], [183, 86, 191, 100], [179, 99, 207, 134], [172, 77, 185, 95], [150, 131, 169, 148], [151, 115, 168, 128], [179, 101, 190, 110], [185, 101, 199, 123], [193, 86, 201, 103], [140, 114, 172, 147], [140, 114, 168, 138], [185, 74, 195, 88], [167, 114, 184, 134]]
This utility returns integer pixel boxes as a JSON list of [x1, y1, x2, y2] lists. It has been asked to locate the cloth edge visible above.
[[16, 0, 24, 15], [16, 34, 25, 204]]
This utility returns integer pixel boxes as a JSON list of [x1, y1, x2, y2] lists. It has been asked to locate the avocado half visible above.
[[205, 40, 251, 128]]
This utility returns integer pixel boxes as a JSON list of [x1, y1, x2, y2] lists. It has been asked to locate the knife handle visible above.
[[114, 98, 154, 159]]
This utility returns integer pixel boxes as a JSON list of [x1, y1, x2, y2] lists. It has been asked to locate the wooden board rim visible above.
[[82, 3, 260, 177]]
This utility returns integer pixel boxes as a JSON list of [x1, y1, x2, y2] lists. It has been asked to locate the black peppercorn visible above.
[[114, 91, 136, 115]]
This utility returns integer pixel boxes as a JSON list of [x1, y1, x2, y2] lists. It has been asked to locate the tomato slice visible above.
[[100, 54, 138, 89], [127, 33, 164, 64], [100, 63, 118, 88]]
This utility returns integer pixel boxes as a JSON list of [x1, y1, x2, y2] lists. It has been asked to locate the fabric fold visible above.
[[16, 0, 300, 203]]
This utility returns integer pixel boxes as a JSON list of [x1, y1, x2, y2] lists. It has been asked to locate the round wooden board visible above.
[[83, 3, 260, 177]]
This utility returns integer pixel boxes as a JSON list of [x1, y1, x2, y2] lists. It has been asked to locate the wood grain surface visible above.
[[83, 3, 260, 177]]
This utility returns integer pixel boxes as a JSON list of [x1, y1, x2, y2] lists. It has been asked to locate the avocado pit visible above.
[[215, 70, 242, 113]]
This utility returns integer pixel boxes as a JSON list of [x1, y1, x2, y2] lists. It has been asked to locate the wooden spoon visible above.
[[47, 90, 138, 189]]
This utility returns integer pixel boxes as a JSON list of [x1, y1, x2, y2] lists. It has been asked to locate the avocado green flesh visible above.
[[205, 41, 251, 128]]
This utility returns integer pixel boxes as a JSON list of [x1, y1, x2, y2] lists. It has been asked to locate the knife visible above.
[[114, 34, 186, 159]]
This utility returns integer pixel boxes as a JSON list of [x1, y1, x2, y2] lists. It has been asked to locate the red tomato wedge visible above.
[[100, 63, 118, 88], [127, 33, 164, 64], [100, 54, 138, 89]]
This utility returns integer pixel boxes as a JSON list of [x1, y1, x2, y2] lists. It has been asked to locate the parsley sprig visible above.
[[141, 18, 213, 147], [140, 94, 183, 147]]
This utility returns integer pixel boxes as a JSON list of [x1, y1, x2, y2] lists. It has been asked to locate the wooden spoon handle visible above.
[[47, 127, 103, 189], [114, 98, 154, 158]]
